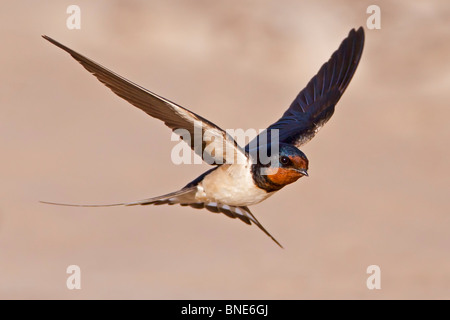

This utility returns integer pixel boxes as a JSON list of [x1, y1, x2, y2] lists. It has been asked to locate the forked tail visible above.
[[40, 187, 198, 207], [41, 186, 282, 247]]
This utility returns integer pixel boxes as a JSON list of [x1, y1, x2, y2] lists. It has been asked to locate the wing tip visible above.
[[42, 34, 72, 54], [356, 26, 365, 36], [42, 34, 56, 44], [349, 26, 365, 54], [349, 26, 365, 39]]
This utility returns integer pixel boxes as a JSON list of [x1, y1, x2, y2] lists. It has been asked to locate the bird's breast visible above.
[[196, 164, 273, 207]]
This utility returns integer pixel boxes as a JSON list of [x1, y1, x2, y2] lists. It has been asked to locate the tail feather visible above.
[[125, 187, 198, 206], [40, 187, 198, 207], [40, 186, 283, 247], [237, 206, 283, 248], [192, 202, 283, 248]]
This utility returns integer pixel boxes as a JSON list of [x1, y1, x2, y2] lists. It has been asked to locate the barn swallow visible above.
[[41, 27, 364, 247]]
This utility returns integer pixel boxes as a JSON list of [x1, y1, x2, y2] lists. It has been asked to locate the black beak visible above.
[[297, 169, 308, 176]]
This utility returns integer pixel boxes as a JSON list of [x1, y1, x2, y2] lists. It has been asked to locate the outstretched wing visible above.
[[247, 27, 364, 150], [42, 35, 247, 166]]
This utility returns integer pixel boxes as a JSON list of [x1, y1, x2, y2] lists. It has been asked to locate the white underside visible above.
[[195, 161, 274, 207]]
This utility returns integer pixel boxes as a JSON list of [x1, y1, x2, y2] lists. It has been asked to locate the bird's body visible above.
[[196, 163, 272, 207], [42, 27, 365, 247]]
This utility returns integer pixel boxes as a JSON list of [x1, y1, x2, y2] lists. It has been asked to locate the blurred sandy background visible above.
[[1, 0, 449, 299]]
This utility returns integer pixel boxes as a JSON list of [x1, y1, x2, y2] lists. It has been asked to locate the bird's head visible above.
[[251, 143, 309, 191]]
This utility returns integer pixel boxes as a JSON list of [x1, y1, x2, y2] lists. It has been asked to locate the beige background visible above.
[[1, 0, 449, 299]]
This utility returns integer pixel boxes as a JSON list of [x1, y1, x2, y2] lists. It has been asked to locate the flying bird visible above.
[[41, 27, 364, 248]]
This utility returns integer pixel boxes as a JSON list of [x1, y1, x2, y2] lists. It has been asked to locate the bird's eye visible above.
[[280, 156, 290, 165]]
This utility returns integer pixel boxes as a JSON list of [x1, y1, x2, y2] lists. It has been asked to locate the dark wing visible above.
[[42, 36, 248, 166], [247, 27, 364, 150]]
